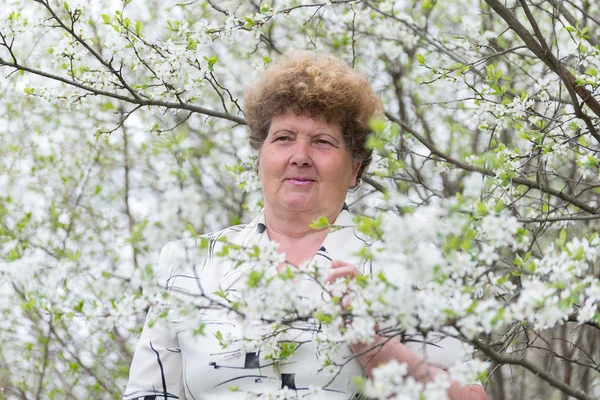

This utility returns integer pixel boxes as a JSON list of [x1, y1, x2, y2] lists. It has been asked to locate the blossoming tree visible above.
[[1, 0, 599, 399]]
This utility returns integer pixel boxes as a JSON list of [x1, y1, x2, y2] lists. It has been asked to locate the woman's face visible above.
[[258, 110, 361, 219]]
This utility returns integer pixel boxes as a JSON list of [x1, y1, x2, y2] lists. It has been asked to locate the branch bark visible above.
[[36, 0, 142, 101], [11, 283, 121, 398], [484, 0, 600, 144], [547, 0, 599, 47], [385, 111, 599, 214], [473, 338, 594, 400], [0, 58, 245, 125]]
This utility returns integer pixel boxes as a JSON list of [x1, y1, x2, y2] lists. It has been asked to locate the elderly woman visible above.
[[124, 52, 487, 400]]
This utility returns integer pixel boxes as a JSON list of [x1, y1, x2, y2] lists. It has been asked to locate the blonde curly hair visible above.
[[243, 51, 383, 180]]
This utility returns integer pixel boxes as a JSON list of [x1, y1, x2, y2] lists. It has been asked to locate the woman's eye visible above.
[[275, 136, 291, 142], [314, 139, 334, 146]]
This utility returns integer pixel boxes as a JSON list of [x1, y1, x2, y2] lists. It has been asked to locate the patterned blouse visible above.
[[123, 207, 463, 400]]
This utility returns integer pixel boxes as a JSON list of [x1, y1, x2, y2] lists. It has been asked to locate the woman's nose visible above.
[[289, 139, 313, 167]]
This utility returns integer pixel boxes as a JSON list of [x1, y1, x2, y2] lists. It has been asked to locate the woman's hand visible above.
[[324, 260, 488, 400], [324, 260, 361, 309], [324, 259, 361, 282]]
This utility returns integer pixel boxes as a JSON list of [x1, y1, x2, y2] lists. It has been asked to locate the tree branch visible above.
[[11, 283, 121, 397], [362, 175, 387, 193], [472, 338, 594, 400], [547, 0, 599, 47], [385, 111, 598, 214], [484, 0, 600, 144], [0, 58, 245, 125], [36, 0, 142, 101], [519, 214, 600, 223], [34, 326, 52, 400]]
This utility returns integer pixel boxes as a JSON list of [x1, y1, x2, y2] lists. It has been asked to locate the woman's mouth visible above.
[[287, 178, 315, 186]]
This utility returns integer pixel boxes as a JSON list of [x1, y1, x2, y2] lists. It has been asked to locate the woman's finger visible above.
[[330, 259, 351, 269], [324, 262, 361, 283]]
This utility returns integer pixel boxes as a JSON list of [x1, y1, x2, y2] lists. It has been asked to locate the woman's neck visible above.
[[264, 206, 341, 267]]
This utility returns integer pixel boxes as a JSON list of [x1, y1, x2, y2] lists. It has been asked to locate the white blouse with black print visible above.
[[123, 207, 463, 400]]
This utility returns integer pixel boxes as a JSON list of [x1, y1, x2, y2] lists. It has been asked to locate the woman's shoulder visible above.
[[154, 223, 243, 286], [159, 223, 247, 267]]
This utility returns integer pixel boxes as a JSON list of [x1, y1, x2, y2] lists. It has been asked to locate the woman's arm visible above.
[[123, 298, 184, 400], [349, 335, 488, 400], [326, 260, 488, 400], [123, 242, 185, 400]]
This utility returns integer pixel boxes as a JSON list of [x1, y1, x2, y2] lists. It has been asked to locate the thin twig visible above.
[[0, 58, 245, 125], [484, 0, 600, 143], [473, 338, 594, 400], [385, 111, 599, 214], [519, 214, 600, 223]]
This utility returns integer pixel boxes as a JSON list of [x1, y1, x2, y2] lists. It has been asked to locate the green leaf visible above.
[[514, 254, 523, 267], [203, 55, 218, 72], [21, 298, 35, 312], [524, 262, 536, 274], [352, 376, 365, 391], [314, 311, 333, 323], [309, 216, 330, 229], [365, 133, 384, 150], [573, 246, 585, 261], [101, 14, 111, 24], [193, 323, 205, 336], [246, 270, 264, 288], [278, 342, 297, 359], [475, 201, 488, 216], [214, 287, 227, 299], [421, 0, 434, 11], [353, 215, 383, 239], [99, 101, 113, 111], [556, 229, 567, 248], [443, 308, 457, 318], [368, 117, 387, 133], [416, 53, 425, 65], [187, 37, 198, 50], [74, 300, 85, 312], [494, 200, 505, 212]]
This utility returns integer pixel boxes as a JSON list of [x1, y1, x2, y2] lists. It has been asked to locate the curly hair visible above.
[[243, 51, 383, 180]]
